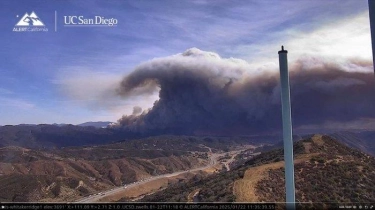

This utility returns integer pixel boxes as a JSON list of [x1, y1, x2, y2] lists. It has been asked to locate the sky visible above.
[[0, 0, 373, 126]]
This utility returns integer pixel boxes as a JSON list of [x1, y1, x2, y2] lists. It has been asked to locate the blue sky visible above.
[[0, 0, 372, 125]]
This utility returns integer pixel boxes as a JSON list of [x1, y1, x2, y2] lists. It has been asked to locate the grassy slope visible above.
[[254, 135, 375, 205], [139, 135, 375, 205]]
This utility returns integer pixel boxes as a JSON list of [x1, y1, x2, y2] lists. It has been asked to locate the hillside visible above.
[[0, 148, 206, 202], [255, 131, 375, 157], [0, 135, 257, 202], [139, 135, 375, 207]]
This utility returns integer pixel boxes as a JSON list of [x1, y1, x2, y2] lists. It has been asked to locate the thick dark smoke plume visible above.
[[114, 48, 375, 135]]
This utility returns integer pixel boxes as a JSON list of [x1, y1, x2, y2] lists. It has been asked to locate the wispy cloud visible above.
[[230, 12, 372, 71], [0, 97, 35, 110]]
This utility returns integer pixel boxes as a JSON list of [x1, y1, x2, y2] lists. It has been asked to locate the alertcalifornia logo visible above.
[[13, 11, 48, 32]]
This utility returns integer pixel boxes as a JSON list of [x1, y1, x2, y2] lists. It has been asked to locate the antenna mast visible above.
[[278, 45, 296, 210], [369, 0, 375, 75]]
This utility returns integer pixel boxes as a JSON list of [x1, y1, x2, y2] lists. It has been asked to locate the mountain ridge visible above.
[[77, 121, 114, 128]]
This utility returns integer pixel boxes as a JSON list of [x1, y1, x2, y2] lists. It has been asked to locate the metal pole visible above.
[[278, 46, 295, 210], [369, 0, 375, 74]]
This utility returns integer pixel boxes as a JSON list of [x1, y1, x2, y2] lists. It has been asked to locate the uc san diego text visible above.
[[64, 16, 118, 26]]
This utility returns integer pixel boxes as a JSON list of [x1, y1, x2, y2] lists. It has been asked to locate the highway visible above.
[[75, 150, 219, 203], [75, 145, 257, 203]]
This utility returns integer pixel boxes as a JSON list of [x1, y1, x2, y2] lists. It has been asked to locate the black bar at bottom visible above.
[[0, 203, 276, 210]]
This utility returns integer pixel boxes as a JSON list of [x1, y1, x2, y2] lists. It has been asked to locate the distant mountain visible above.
[[0, 123, 281, 149], [0, 124, 128, 148], [139, 135, 375, 207], [329, 131, 375, 156], [77, 121, 113, 128], [52, 123, 69, 127]]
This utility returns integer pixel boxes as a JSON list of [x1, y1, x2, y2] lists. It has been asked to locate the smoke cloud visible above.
[[113, 48, 375, 135], [132, 106, 143, 115]]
